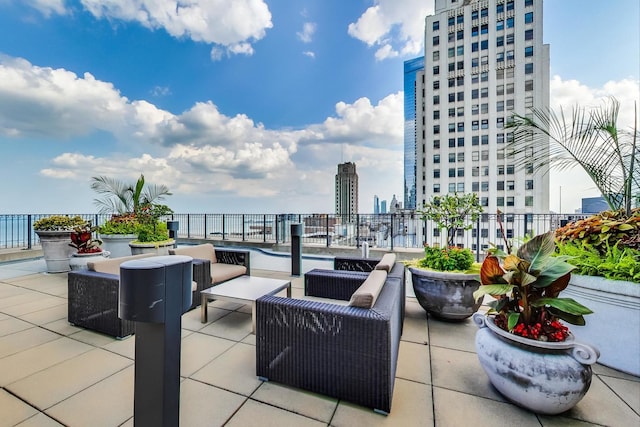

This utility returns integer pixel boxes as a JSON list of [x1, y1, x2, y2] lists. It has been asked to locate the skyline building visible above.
[[335, 162, 359, 218], [410, 0, 550, 216], [404, 56, 425, 210], [374, 195, 380, 215]]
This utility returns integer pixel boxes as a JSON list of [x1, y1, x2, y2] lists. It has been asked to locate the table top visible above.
[[201, 275, 290, 302]]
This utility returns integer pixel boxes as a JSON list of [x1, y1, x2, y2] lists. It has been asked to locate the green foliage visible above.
[[33, 215, 86, 231], [556, 240, 640, 282], [134, 222, 170, 243], [99, 213, 139, 235], [91, 174, 172, 215], [418, 193, 483, 246], [416, 245, 475, 272]]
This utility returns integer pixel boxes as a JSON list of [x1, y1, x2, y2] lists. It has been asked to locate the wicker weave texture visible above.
[[304, 269, 369, 300]]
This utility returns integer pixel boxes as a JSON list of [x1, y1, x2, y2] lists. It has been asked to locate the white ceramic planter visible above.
[[129, 240, 175, 256], [564, 274, 640, 376], [69, 251, 111, 271], [36, 230, 74, 273], [100, 234, 137, 258], [409, 267, 483, 321], [473, 313, 599, 415]]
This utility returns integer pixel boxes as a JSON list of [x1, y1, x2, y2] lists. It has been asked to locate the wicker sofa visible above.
[[255, 256, 405, 414], [168, 243, 250, 286]]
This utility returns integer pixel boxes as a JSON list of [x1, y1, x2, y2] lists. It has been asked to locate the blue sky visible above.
[[0, 0, 638, 214]]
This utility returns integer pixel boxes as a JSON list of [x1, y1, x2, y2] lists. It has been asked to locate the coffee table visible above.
[[200, 275, 291, 333]]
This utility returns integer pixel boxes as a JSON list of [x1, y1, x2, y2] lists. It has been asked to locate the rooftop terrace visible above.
[[0, 253, 638, 426]]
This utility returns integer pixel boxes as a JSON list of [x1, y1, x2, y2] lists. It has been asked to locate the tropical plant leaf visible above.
[[480, 256, 506, 285], [546, 306, 586, 326], [517, 231, 556, 273], [533, 258, 576, 288], [507, 312, 520, 330], [531, 297, 593, 315], [472, 284, 513, 302]]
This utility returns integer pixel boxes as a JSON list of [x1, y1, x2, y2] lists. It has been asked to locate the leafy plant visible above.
[[33, 215, 86, 231], [507, 97, 639, 216], [132, 203, 173, 243], [134, 221, 171, 243], [69, 222, 103, 254], [418, 193, 483, 246], [409, 245, 476, 272], [99, 213, 139, 235], [91, 174, 172, 215], [473, 215, 593, 342], [556, 240, 640, 282]]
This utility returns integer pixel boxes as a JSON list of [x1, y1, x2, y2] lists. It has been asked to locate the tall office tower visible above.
[[415, 0, 550, 214], [335, 162, 359, 218], [404, 56, 425, 210], [374, 195, 380, 214]]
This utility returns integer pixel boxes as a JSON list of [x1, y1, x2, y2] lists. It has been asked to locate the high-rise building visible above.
[[404, 56, 425, 210], [374, 195, 380, 214], [412, 0, 550, 214], [381, 200, 388, 214], [335, 162, 359, 218]]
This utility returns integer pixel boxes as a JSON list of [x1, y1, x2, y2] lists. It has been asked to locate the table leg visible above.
[[286, 282, 291, 298], [251, 301, 256, 334], [201, 294, 208, 323]]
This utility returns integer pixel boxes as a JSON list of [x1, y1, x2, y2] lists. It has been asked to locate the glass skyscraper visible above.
[[403, 56, 425, 210]]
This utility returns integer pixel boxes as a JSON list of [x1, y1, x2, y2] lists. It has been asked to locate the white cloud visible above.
[[23, 0, 274, 58], [151, 86, 171, 97], [297, 22, 316, 43], [302, 51, 315, 59], [348, 0, 433, 60]]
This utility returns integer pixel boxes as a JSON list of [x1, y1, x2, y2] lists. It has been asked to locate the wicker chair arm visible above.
[[304, 269, 369, 300], [216, 248, 251, 274], [333, 256, 380, 272]]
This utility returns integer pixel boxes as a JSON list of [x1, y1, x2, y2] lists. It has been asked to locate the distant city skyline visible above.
[[0, 0, 638, 214]]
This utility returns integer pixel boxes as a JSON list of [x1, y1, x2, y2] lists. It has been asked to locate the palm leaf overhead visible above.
[[90, 174, 172, 215], [507, 97, 639, 215]]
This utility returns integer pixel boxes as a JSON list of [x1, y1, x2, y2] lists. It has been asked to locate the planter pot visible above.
[[35, 230, 74, 273], [70, 251, 111, 271], [408, 267, 483, 321], [129, 240, 175, 256], [100, 234, 137, 258], [473, 313, 599, 415], [564, 274, 640, 376]]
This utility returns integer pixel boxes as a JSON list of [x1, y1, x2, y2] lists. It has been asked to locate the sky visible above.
[[0, 0, 638, 215]]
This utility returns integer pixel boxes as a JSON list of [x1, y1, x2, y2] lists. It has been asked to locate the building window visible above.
[[457, 30, 464, 40], [472, 167, 479, 177], [457, 91, 464, 101], [434, 125, 440, 134], [472, 181, 479, 191], [525, 12, 534, 24], [433, 139, 440, 149], [471, 57, 479, 67], [497, 197, 504, 207], [525, 46, 534, 57], [481, 135, 489, 145], [481, 55, 488, 65], [497, 181, 504, 190], [449, 93, 455, 102], [481, 7, 488, 18], [434, 228, 441, 237], [472, 120, 479, 130], [448, 47, 455, 58], [457, 106, 464, 116], [457, 61, 464, 70], [448, 17, 455, 26], [448, 78, 455, 88], [433, 110, 440, 120], [497, 3, 504, 13], [433, 36, 440, 46], [506, 50, 514, 60], [506, 99, 514, 110], [433, 21, 439, 31], [434, 80, 440, 90], [497, 133, 505, 143], [497, 101, 504, 112], [448, 183, 456, 193], [472, 89, 479, 99], [507, 196, 515, 207], [457, 15, 464, 24], [507, 180, 515, 191], [497, 117, 504, 128], [482, 166, 489, 176], [472, 10, 478, 20], [525, 196, 534, 207], [496, 84, 504, 96], [472, 151, 479, 161], [481, 181, 489, 191], [481, 103, 489, 114], [457, 76, 464, 87], [448, 62, 455, 72], [525, 180, 534, 190], [472, 41, 479, 52], [506, 17, 514, 28], [433, 65, 440, 75], [433, 183, 440, 193], [448, 108, 455, 117], [497, 20, 504, 31], [507, 165, 515, 175], [507, 1, 514, 11], [496, 52, 504, 62], [472, 135, 479, 145], [481, 24, 488, 34], [448, 123, 455, 132], [434, 95, 440, 105], [481, 119, 489, 129], [449, 138, 456, 147], [457, 137, 464, 146], [457, 46, 464, 56], [525, 96, 534, 108], [457, 167, 465, 177], [525, 63, 534, 74], [481, 40, 488, 50], [525, 80, 534, 91], [457, 183, 465, 192], [434, 169, 440, 178], [457, 122, 464, 131], [449, 168, 455, 177], [497, 149, 505, 160], [506, 83, 514, 94], [497, 36, 504, 47], [472, 104, 479, 115], [506, 33, 514, 44], [481, 87, 488, 98], [433, 51, 440, 61], [448, 153, 456, 163], [497, 165, 505, 175], [448, 33, 454, 42], [433, 154, 440, 163], [481, 150, 489, 161], [525, 29, 533, 40], [525, 0, 533, 6]]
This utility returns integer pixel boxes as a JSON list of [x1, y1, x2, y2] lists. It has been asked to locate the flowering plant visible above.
[[69, 222, 103, 254], [473, 219, 593, 342], [33, 215, 86, 231]]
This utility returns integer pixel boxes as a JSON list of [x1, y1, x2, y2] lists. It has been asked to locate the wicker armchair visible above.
[[256, 262, 405, 414]]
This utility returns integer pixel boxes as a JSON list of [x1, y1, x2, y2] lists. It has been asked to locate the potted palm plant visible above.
[[407, 193, 484, 320], [91, 174, 172, 257], [129, 203, 175, 255], [33, 215, 87, 273], [472, 218, 598, 414]]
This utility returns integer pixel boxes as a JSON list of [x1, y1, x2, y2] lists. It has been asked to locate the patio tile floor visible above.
[[0, 258, 638, 427]]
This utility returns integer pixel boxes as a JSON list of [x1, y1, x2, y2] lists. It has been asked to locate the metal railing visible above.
[[1, 213, 590, 258]]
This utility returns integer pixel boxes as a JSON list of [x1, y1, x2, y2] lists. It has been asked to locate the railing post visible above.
[[275, 215, 279, 244], [263, 215, 267, 243], [390, 214, 394, 251], [222, 215, 226, 241], [326, 215, 330, 247], [242, 214, 246, 241], [356, 214, 360, 249], [203, 214, 208, 239], [187, 214, 191, 238], [476, 216, 481, 262], [27, 215, 32, 249]]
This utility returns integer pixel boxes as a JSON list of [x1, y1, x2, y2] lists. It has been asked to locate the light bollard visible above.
[[291, 223, 302, 276], [119, 255, 193, 427]]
